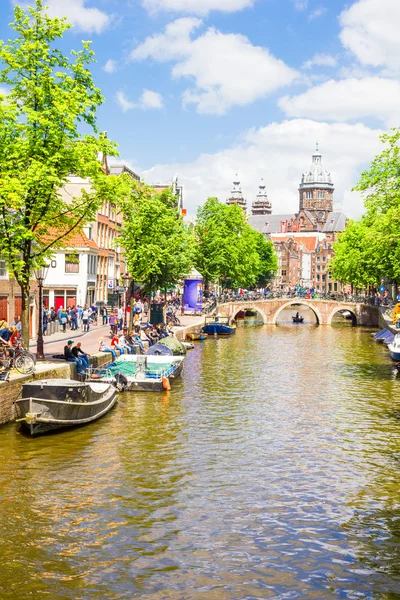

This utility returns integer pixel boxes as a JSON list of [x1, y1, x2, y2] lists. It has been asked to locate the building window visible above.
[[334, 282, 338, 291], [306, 191, 312, 199], [328, 283, 332, 291], [281, 269, 287, 276], [316, 257, 320, 263], [65, 253, 79, 274], [322, 256, 326, 262], [317, 274, 320, 282], [0, 260, 7, 278], [318, 191, 325, 199], [317, 266, 320, 271], [322, 274, 326, 281]]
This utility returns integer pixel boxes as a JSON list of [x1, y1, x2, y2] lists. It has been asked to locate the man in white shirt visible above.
[[117, 307, 123, 331], [82, 307, 90, 332]]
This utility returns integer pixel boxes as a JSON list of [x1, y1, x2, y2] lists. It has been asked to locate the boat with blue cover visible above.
[[201, 315, 236, 336], [374, 328, 392, 344]]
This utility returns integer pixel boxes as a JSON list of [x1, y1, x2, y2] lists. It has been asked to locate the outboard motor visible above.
[[114, 372, 128, 392]]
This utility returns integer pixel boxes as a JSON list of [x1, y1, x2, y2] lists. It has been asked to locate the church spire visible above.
[[251, 177, 272, 215], [226, 173, 247, 211]]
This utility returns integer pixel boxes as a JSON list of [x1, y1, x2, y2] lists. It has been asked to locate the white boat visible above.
[[388, 333, 400, 361], [90, 354, 185, 392]]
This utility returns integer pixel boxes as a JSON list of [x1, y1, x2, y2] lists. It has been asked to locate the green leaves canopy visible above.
[[117, 182, 194, 296], [332, 129, 400, 289], [194, 197, 277, 289], [0, 0, 118, 342]]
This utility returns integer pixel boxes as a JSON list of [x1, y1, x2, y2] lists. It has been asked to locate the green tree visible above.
[[117, 182, 194, 297], [330, 220, 377, 289], [332, 129, 400, 292], [0, 0, 117, 344], [195, 197, 277, 289]]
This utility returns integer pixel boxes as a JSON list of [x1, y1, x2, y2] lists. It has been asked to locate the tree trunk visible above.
[[21, 283, 31, 348]]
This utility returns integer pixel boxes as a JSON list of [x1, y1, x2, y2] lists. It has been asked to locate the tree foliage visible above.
[[194, 197, 277, 289], [0, 0, 117, 343], [117, 182, 194, 296], [332, 129, 400, 290]]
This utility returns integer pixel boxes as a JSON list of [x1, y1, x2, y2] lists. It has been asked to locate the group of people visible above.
[[98, 321, 174, 360], [43, 305, 98, 334], [0, 316, 22, 348]]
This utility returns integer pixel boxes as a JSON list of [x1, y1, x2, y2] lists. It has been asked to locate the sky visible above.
[[0, 0, 399, 217]]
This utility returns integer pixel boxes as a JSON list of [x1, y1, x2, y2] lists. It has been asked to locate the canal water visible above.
[[1, 314, 400, 599]]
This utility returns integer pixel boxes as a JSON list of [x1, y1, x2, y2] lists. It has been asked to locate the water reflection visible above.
[[0, 326, 400, 598]]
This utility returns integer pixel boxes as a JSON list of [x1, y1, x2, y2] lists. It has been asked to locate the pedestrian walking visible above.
[[82, 306, 90, 332]]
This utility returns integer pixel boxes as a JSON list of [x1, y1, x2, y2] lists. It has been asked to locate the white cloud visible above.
[[279, 77, 400, 127], [104, 59, 117, 73], [293, 0, 308, 10], [131, 19, 298, 115], [340, 0, 400, 74], [116, 90, 164, 112], [142, 0, 254, 16], [303, 53, 337, 69], [308, 7, 327, 21], [116, 91, 136, 112], [27, 0, 111, 33], [140, 89, 164, 109], [140, 119, 383, 219]]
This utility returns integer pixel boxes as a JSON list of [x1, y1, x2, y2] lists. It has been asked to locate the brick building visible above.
[[248, 146, 347, 292]]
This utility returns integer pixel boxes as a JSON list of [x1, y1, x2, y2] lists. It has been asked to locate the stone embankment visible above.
[[0, 316, 205, 426]]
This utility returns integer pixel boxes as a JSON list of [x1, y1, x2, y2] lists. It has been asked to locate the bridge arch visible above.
[[273, 301, 322, 325], [327, 305, 357, 326], [231, 305, 267, 325]]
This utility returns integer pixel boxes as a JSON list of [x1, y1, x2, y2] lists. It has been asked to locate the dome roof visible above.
[[300, 146, 334, 189]]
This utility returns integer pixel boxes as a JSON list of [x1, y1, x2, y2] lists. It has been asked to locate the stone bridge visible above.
[[218, 299, 380, 326]]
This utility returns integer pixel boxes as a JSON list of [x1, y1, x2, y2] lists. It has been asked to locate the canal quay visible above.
[[1, 309, 400, 599]]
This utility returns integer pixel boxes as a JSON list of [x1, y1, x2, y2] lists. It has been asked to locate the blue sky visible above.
[[1, 0, 399, 216]]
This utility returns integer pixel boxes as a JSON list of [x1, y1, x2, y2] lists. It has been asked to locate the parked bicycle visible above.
[[166, 312, 181, 326], [0, 341, 36, 376]]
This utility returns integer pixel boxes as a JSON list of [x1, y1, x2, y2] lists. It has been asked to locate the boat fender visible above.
[[162, 376, 171, 391]]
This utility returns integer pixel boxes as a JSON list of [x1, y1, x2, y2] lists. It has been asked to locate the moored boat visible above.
[[388, 334, 400, 361], [374, 328, 392, 343], [201, 316, 235, 336], [90, 354, 185, 392], [15, 379, 117, 436], [186, 331, 208, 341]]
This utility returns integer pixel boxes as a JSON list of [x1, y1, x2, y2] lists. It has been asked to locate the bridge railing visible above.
[[215, 293, 393, 307]]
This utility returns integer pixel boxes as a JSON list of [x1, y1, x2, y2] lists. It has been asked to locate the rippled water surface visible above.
[[2, 319, 400, 599]]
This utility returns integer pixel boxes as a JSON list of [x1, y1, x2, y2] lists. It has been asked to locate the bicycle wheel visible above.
[[14, 351, 35, 374]]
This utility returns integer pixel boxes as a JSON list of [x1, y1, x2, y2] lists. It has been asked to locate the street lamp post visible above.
[[34, 264, 50, 360], [122, 274, 131, 329]]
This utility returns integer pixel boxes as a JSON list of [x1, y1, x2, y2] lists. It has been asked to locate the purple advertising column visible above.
[[183, 269, 203, 314]]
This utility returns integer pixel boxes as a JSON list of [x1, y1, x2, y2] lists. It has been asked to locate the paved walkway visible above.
[[29, 314, 205, 359]]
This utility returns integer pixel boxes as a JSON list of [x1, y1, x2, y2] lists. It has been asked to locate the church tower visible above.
[[226, 174, 247, 211], [299, 144, 334, 221], [251, 178, 272, 215]]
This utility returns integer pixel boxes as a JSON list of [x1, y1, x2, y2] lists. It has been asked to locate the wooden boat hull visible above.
[[186, 332, 208, 341], [15, 380, 117, 436]]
